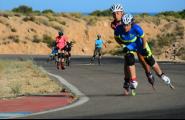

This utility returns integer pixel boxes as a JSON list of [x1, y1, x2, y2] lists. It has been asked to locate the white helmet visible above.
[[110, 4, 124, 13], [122, 14, 134, 25], [97, 34, 101, 38]]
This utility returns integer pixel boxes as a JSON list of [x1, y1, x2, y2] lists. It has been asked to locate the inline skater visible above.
[[65, 41, 73, 66], [90, 34, 106, 65], [114, 14, 174, 95], [56, 31, 68, 70], [110, 4, 155, 92]]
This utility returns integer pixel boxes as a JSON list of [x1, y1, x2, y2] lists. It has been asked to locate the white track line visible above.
[[12, 68, 89, 119]]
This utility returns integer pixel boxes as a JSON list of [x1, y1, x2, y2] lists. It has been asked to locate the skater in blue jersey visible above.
[[114, 14, 174, 95]]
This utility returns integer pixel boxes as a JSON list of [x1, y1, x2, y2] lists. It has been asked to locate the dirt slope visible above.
[[0, 13, 184, 60]]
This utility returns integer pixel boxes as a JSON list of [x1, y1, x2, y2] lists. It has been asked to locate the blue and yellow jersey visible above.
[[114, 24, 145, 45], [95, 39, 104, 48], [114, 24, 152, 57]]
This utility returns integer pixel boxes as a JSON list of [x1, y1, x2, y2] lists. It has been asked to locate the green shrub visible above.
[[1, 13, 9, 18], [34, 17, 49, 26], [58, 20, 66, 26], [156, 9, 185, 19], [90, 9, 111, 16], [11, 27, 17, 32], [30, 28, 37, 33], [179, 9, 185, 19], [60, 13, 69, 18], [42, 34, 53, 47], [13, 39, 20, 43], [42, 9, 54, 14], [23, 16, 35, 22], [8, 35, 19, 43], [70, 39, 76, 44], [32, 35, 41, 43], [52, 25, 63, 31], [14, 13, 21, 17], [22, 41, 27, 44], [2, 41, 10, 45], [176, 47, 185, 56], [176, 47, 185, 60], [12, 5, 33, 14]]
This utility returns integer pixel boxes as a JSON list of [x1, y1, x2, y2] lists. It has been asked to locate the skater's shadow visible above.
[[79, 92, 153, 98]]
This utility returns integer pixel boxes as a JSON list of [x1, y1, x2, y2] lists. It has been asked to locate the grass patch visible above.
[[83, 16, 98, 26], [0, 60, 63, 98], [148, 32, 177, 55], [176, 47, 185, 60]]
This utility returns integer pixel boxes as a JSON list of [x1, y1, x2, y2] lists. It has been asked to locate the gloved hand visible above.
[[123, 47, 129, 54], [143, 48, 149, 56]]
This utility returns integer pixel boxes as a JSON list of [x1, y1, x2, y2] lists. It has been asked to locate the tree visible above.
[[179, 9, 185, 19], [12, 5, 33, 14]]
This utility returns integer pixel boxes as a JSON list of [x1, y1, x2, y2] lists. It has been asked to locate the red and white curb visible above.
[[7, 67, 89, 119]]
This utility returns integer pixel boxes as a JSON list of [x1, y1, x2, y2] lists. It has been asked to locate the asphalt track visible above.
[[1, 55, 185, 119]]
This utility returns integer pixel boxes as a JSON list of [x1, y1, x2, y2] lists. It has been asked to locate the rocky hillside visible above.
[[0, 12, 185, 61]]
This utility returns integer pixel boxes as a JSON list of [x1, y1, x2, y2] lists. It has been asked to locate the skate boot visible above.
[[131, 89, 136, 96], [130, 81, 138, 96], [98, 55, 102, 65], [146, 72, 155, 90], [90, 57, 95, 64], [61, 62, 65, 70], [123, 82, 130, 96], [57, 62, 60, 69], [160, 73, 175, 89]]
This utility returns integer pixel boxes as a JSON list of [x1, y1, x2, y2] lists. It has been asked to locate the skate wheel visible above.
[[131, 90, 136, 96], [169, 84, 175, 90]]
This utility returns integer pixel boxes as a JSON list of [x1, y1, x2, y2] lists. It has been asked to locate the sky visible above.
[[0, 0, 185, 13]]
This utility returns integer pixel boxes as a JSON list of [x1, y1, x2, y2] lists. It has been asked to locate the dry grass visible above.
[[0, 60, 63, 99]]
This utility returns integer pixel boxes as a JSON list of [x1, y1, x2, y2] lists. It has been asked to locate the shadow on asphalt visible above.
[[75, 92, 154, 98]]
